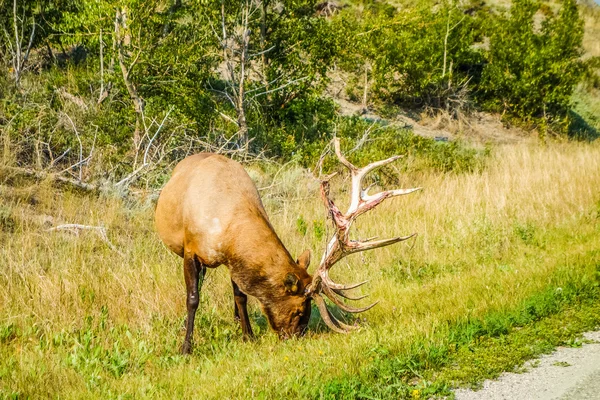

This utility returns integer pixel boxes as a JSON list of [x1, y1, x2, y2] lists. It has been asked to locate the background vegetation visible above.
[[1, 0, 600, 398], [1, 0, 598, 179]]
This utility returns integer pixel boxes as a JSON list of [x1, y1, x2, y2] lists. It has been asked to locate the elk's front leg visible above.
[[232, 280, 254, 339], [182, 252, 205, 354]]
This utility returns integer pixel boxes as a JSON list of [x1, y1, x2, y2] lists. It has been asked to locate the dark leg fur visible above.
[[181, 253, 205, 355], [232, 280, 254, 339]]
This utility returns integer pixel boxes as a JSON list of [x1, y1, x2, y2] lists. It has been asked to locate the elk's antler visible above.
[[307, 138, 421, 332]]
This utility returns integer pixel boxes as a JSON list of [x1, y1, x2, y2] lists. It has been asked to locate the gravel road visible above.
[[454, 330, 600, 400]]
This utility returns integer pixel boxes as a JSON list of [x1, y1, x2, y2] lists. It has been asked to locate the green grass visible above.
[[311, 280, 600, 399], [2, 251, 599, 399], [572, 85, 600, 140], [1, 143, 600, 399]]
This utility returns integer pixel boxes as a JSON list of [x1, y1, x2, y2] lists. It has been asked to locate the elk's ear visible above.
[[296, 249, 311, 270], [284, 273, 300, 294]]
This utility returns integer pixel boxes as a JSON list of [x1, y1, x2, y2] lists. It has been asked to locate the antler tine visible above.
[[344, 233, 417, 254], [332, 137, 358, 172], [313, 293, 359, 333], [321, 270, 369, 291], [332, 137, 402, 178], [317, 233, 415, 292], [321, 285, 378, 313], [362, 187, 422, 204], [359, 154, 403, 175], [332, 287, 369, 301]]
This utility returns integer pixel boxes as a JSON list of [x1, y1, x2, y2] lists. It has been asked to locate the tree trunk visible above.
[[236, 8, 251, 151], [115, 8, 144, 149]]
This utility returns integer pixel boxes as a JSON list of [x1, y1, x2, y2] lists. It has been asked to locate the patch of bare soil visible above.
[[415, 110, 536, 145], [333, 97, 534, 146], [326, 69, 535, 146]]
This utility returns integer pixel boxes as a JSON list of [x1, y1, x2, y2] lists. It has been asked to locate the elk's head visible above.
[[262, 250, 313, 338]]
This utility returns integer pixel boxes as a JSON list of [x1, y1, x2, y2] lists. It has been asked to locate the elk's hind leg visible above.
[[182, 252, 206, 355], [232, 280, 254, 339]]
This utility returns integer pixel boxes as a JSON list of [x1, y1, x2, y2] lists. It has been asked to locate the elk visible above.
[[155, 138, 420, 353]]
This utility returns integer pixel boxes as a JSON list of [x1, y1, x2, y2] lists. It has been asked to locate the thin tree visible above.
[[2, 0, 36, 87]]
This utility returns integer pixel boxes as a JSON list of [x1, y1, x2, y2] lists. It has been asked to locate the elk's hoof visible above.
[[181, 341, 192, 355]]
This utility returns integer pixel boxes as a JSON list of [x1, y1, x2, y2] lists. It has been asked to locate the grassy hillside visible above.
[[1, 142, 599, 398]]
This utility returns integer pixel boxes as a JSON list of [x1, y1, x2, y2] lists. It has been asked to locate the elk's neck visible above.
[[227, 214, 295, 300], [231, 217, 292, 271]]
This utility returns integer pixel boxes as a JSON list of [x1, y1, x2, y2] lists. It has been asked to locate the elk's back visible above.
[[155, 153, 267, 265]]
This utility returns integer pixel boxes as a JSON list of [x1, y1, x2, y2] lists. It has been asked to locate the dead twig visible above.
[[115, 106, 173, 188], [47, 224, 123, 255], [2, 166, 101, 192]]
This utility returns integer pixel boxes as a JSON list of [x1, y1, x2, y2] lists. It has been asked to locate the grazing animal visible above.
[[155, 139, 420, 354]]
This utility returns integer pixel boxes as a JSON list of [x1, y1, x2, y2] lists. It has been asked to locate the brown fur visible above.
[[155, 153, 312, 353]]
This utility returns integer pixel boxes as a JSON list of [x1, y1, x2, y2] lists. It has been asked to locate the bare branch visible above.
[[2, 166, 100, 192], [115, 8, 144, 147], [143, 107, 172, 165], [13, 0, 20, 81], [98, 28, 112, 104], [47, 224, 123, 255], [218, 111, 239, 127], [48, 148, 71, 168], [5, 0, 36, 85], [248, 45, 275, 58], [116, 107, 173, 188], [22, 16, 35, 67], [349, 122, 377, 154], [249, 76, 309, 99], [62, 113, 84, 181]]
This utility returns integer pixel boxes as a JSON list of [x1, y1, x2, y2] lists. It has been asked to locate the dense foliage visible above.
[[0, 0, 596, 182], [340, 2, 484, 110], [478, 0, 586, 131]]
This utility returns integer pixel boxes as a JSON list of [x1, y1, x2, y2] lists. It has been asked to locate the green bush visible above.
[[336, 2, 484, 111], [374, 4, 483, 109], [478, 0, 585, 132], [294, 117, 488, 174]]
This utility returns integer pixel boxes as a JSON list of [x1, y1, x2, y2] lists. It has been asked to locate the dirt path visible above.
[[454, 331, 600, 400]]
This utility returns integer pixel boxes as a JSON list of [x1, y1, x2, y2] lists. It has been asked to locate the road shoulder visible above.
[[454, 331, 600, 400]]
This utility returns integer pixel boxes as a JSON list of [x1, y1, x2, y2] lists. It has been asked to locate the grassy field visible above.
[[1, 142, 600, 399]]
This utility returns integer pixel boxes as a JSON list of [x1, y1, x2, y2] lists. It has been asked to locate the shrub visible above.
[[295, 116, 488, 174], [478, 0, 586, 133], [336, 2, 484, 112]]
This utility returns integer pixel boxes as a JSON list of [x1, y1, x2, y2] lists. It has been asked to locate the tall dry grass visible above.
[[1, 142, 599, 398]]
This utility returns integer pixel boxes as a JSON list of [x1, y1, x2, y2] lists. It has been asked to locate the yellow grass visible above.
[[1, 142, 600, 398]]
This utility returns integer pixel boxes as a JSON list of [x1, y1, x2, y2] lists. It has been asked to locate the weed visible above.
[[0, 324, 18, 343], [296, 216, 308, 236], [552, 361, 571, 367], [0, 205, 16, 233], [514, 222, 536, 245], [312, 220, 325, 242]]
